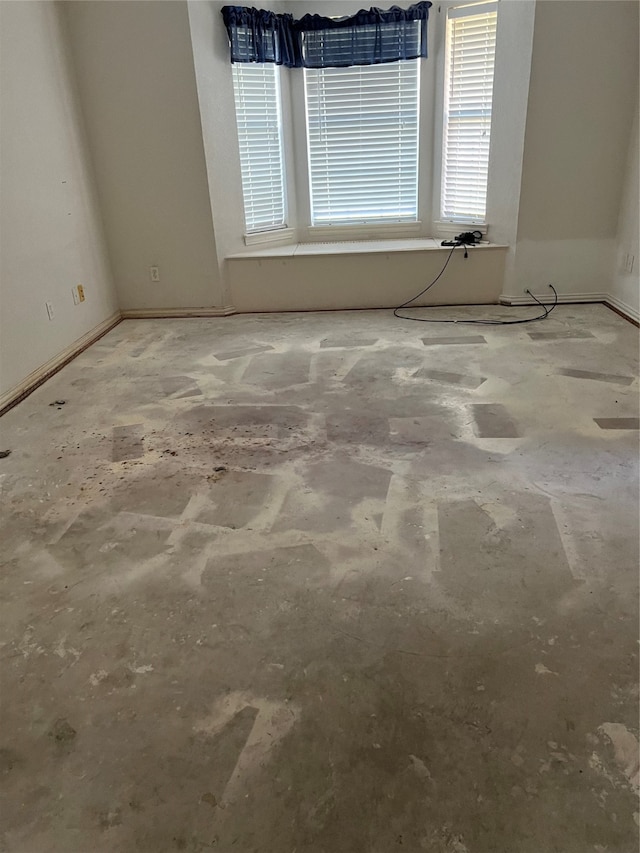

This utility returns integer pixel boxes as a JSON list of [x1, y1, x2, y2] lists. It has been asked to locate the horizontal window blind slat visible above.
[[305, 59, 419, 226], [232, 63, 286, 234], [441, 9, 497, 222], [309, 164, 418, 173], [307, 137, 418, 147]]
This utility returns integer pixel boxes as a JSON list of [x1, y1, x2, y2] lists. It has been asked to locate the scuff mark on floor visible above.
[[194, 691, 300, 805], [535, 663, 558, 675], [599, 723, 640, 792]]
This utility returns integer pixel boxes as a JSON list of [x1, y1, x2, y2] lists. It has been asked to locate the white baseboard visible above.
[[499, 291, 608, 306], [603, 293, 640, 324], [3, 292, 635, 418], [121, 306, 236, 319], [0, 311, 122, 416], [500, 291, 638, 325]]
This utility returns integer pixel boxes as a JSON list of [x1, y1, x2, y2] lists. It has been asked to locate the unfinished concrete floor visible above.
[[1, 304, 639, 852]]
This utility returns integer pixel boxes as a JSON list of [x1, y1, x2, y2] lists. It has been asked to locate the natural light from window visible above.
[[441, 2, 497, 223], [231, 63, 286, 233], [229, 3, 499, 237], [304, 60, 420, 226]]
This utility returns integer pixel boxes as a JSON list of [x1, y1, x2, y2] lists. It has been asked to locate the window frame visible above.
[[231, 1, 497, 245], [432, 0, 497, 229], [439, 1, 498, 224], [231, 62, 289, 236], [292, 52, 434, 242], [303, 59, 422, 229]]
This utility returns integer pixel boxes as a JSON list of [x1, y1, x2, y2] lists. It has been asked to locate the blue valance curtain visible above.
[[221, 3, 432, 69], [221, 6, 301, 66]]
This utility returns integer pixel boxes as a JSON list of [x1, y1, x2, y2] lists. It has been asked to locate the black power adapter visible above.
[[440, 229, 483, 248]]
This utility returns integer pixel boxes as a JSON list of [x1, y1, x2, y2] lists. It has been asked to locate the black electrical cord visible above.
[[393, 244, 559, 325]]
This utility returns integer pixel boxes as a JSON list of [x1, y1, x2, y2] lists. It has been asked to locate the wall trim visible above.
[[2, 292, 635, 419], [499, 291, 609, 306], [120, 306, 236, 319], [500, 291, 639, 326], [0, 311, 122, 417], [603, 293, 640, 325]]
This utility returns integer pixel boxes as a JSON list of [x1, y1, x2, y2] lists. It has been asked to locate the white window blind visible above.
[[304, 60, 420, 226], [441, 3, 497, 223], [231, 63, 286, 233]]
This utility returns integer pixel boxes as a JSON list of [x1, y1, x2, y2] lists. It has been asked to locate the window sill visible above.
[[227, 237, 507, 260], [242, 221, 489, 246]]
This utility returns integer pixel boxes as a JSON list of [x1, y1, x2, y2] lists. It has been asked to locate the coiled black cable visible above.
[[393, 244, 559, 325]]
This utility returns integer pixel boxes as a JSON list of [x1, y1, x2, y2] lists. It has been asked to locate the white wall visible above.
[[187, 0, 252, 293], [62, 0, 640, 316], [506, 0, 639, 300], [228, 246, 507, 312], [2, 0, 637, 348], [486, 0, 535, 296], [64, 0, 225, 312], [190, 0, 527, 251], [610, 103, 639, 321], [0, 0, 118, 400]]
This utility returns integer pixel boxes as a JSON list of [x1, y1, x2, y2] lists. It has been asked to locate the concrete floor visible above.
[[1, 304, 638, 853]]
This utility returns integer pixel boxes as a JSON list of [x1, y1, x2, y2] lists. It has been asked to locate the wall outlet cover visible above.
[[150, 266, 160, 282], [72, 287, 80, 305], [45, 301, 54, 320]]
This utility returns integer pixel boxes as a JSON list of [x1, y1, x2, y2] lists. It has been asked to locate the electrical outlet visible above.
[[45, 301, 54, 321], [77, 284, 85, 302], [72, 287, 80, 305], [625, 253, 635, 274], [150, 266, 160, 282]]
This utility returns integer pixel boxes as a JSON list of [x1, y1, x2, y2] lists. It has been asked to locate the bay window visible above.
[[225, 2, 497, 241]]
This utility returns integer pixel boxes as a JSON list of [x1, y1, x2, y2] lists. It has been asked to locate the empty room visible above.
[[1, 0, 639, 851]]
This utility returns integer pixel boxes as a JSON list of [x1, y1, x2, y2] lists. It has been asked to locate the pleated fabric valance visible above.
[[220, 6, 301, 67], [221, 3, 432, 68]]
